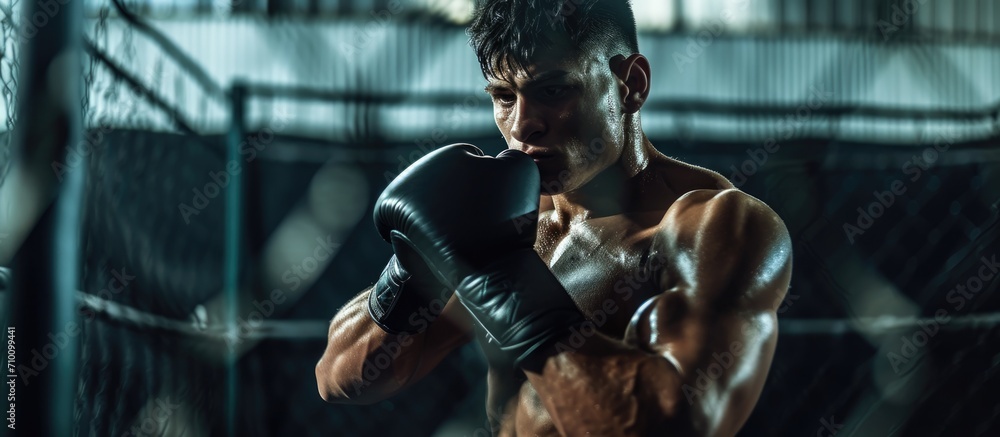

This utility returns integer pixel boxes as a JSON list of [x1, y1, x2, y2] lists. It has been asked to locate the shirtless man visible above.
[[315, 1, 792, 435]]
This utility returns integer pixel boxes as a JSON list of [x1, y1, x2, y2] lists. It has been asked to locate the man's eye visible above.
[[543, 86, 569, 98], [492, 93, 516, 105]]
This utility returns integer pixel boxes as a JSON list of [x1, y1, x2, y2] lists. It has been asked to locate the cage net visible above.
[[64, 1, 483, 436], [0, 0, 998, 436], [673, 138, 1000, 436], [0, 0, 18, 185], [75, 2, 223, 436]]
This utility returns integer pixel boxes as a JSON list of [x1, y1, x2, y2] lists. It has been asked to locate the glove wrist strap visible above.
[[367, 256, 433, 334]]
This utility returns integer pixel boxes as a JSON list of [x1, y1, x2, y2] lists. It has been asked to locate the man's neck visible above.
[[550, 136, 662, 222]]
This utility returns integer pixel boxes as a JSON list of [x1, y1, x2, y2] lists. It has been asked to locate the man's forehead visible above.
[[485, 51, 603, 87], [486, 68, 571, 88]]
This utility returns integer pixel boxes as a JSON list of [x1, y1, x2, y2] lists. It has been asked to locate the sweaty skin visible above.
[[317, 40, 792, 437], [504, 178, 790, 436]]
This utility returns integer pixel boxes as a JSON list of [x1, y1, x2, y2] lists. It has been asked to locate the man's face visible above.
[[485, 45, 625, 195]]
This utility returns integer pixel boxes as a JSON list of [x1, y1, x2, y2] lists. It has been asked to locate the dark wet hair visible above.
[[468, 0, 639, 80]]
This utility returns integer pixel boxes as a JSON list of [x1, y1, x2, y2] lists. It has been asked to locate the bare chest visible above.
[[533, 213, 666, 341], [485, 213, 671, 436]]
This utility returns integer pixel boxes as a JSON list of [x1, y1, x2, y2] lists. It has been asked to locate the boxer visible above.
[[316, 1, 792, 435]]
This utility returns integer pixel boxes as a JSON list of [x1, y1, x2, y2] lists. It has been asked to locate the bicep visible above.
[[627, 293, 779, 435], [625, 188, 792, 434]]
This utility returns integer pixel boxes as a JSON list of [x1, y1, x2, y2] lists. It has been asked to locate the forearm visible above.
[[315, 288, 425, 403], [523, 332, 696, 437], [316, 288, 472, 404]]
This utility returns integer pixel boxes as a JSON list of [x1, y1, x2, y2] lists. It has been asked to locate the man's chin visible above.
[[539, 170, 574, 196]]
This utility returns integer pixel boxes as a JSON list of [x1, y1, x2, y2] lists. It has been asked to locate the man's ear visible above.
[[611, 54, 650, 114]]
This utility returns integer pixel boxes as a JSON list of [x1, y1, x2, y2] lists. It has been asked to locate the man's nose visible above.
[[509, 100, 545, 144]]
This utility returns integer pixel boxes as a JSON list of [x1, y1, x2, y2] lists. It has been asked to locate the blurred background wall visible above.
[[0, 0, 998, 436]]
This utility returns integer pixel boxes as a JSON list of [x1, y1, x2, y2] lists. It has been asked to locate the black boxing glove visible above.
[[372, 143, 539, 289], [369, 143, 539, 334], [374, 143, 585, 369], [457, 250, 586, 369]]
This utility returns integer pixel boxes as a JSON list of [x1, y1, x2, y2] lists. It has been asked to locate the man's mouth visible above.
[[522, 147, 555, 163]]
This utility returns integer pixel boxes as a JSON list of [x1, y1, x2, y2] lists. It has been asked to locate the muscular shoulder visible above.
[[653, 188, 792, 308], [653, 155, 734, 197]]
